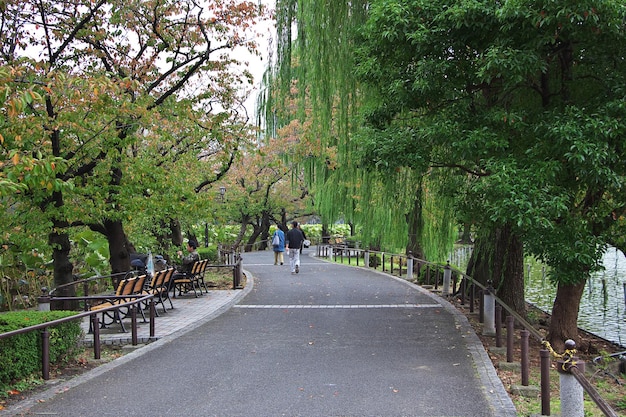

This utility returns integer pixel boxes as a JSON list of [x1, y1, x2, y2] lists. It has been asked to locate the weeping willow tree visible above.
[[258, 0, 458, 261]]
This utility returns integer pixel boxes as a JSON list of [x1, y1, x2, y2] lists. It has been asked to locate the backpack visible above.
[[272, 233, 280, 246]]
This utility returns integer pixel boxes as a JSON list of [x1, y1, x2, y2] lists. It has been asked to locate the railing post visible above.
[[506, 315, 515, 363], [469, 282, 475, 313], [233, 258, 243, 289], [540, 349, 551, 416], [38, 287, 50, 311], [150, 299, 156, 339], [482, 281, 496, 336], [41, 328, 50, 380], [521, 329, 530, 386], [442, 262, 452, 296], [238, 259, 243, 288], [460, 277, 466, 305], [478, 288, 484, 322], [406, 252, 414, 281], [495, 304, 502, 347], [558, 340, 584, 417], [92, 314, 101, 360], [131, 305, 138, 346], [452, 272, 458, 296], [364, 250, 370, 268]]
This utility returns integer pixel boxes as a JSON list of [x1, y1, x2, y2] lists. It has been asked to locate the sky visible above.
[[240, 0, 277, 122]]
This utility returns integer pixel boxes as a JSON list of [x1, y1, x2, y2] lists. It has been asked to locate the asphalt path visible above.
[[9, 249, 516, 417]]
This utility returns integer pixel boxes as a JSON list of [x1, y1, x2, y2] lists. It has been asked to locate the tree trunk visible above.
[[547, 280, 586, 352], [105, 219, 132, 287], [497, 229, 526, 319], [322, 223, 330, 243], [170, 218, 183, 248], [49, 226, 77, 310], [247, 212, 271, 252], [405, 183, 425, 260], [458, 222, 473, 244], [466, 224, 526, 319], [233, 214, 250, 251]]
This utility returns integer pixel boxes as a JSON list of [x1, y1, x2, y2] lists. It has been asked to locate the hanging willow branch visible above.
[[261, 0, 457, 260]]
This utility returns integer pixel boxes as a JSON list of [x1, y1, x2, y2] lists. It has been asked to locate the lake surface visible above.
[[451, 246, 626, 347], [524, 247, 626, 348]]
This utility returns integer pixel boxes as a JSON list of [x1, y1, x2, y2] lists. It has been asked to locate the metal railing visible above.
[[0, 294, 156, 381], [1, 255, 244, 386], [213, 248, 244, 289]]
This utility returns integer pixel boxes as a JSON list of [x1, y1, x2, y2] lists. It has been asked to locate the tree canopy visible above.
[[1, 0, 269, 294]]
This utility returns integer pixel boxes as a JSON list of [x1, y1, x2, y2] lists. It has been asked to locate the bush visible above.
[[0, 311, 83, 390], [198, 246, 217, 262]]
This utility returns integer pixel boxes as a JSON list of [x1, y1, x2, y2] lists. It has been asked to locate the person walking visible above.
[[298, 224, 310, 250], [285, 221, 305, 274], [271, 227, 285, 265]]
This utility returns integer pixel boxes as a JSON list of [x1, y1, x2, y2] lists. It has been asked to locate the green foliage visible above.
[[351, 0, 626, 281], [197, 246, 217, 263], [0, 242, 53, 312], [0, 311, 82, 390], [71, 229, 110, 277]]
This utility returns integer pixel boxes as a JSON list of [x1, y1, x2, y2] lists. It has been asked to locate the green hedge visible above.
[[0, 311, 83, 388], [198, 246, 217, 262]]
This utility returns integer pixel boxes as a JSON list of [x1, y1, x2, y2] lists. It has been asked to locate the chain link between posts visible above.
[[541, 339, 578, 370]]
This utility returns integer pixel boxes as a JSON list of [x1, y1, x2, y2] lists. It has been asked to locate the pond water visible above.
[[525, 247, 626, 348], [451, 246, 626, 347]]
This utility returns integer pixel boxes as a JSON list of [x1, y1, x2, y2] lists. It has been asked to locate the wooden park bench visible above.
[[143, 268, 175, 314], [172, 259, 209, 298], [89, 274, 147, 332]]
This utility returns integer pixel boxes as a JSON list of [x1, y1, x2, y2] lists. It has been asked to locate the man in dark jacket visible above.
[[170, 240, 200, 294], [285, 221, 305, 274]]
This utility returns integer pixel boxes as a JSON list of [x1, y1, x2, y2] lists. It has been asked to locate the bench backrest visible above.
[[113, 277, 128, 296], [131, 275, 147, 293], [159, 268, 175, 290], [149, 269, 165, 289], [190, 260, 202, 274], [120, 277, 137, 296], [199, 259, 209, 273], [190, 259, 209, 275]]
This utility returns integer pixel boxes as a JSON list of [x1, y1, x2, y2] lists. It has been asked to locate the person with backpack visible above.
[[285, 221, 305, 274], [271, 227, 285, 265]]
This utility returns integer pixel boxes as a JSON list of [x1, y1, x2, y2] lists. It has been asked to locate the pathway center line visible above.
[[234, 304, 442, 309]]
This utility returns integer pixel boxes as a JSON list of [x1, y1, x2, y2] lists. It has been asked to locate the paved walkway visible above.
[[4, 248, 516, 417]]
